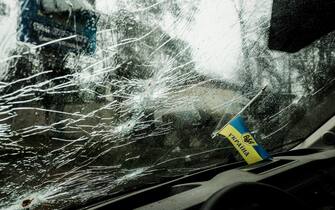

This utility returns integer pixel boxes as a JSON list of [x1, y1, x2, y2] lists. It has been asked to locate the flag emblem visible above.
[[218, 115, 271, 164]]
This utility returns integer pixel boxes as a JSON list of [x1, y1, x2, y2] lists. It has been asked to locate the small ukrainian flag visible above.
[[217, 115, 271, 165]]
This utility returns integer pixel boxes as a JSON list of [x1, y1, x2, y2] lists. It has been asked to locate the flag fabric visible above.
[[218, 115, 271, 164]]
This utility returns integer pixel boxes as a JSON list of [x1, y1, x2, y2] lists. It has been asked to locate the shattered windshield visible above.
[[0, 0, 334, 209]]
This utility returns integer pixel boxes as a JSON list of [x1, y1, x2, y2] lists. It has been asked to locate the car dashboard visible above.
[[84, 148, 335, 209]]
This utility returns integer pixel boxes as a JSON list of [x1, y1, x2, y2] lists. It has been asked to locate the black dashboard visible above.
[[84, 147, 335, 210]]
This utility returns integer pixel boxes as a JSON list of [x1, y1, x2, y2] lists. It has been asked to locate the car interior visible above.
[[81, 0, 335, 209]]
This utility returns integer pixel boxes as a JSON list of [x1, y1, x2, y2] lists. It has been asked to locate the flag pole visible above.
[[211, 85, 268, 138]]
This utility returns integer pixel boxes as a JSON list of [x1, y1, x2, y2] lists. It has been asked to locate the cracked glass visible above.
[[0, 0, 334, 209]]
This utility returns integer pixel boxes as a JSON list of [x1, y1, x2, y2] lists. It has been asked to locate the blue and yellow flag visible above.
[[218, 115, 271, 165]]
